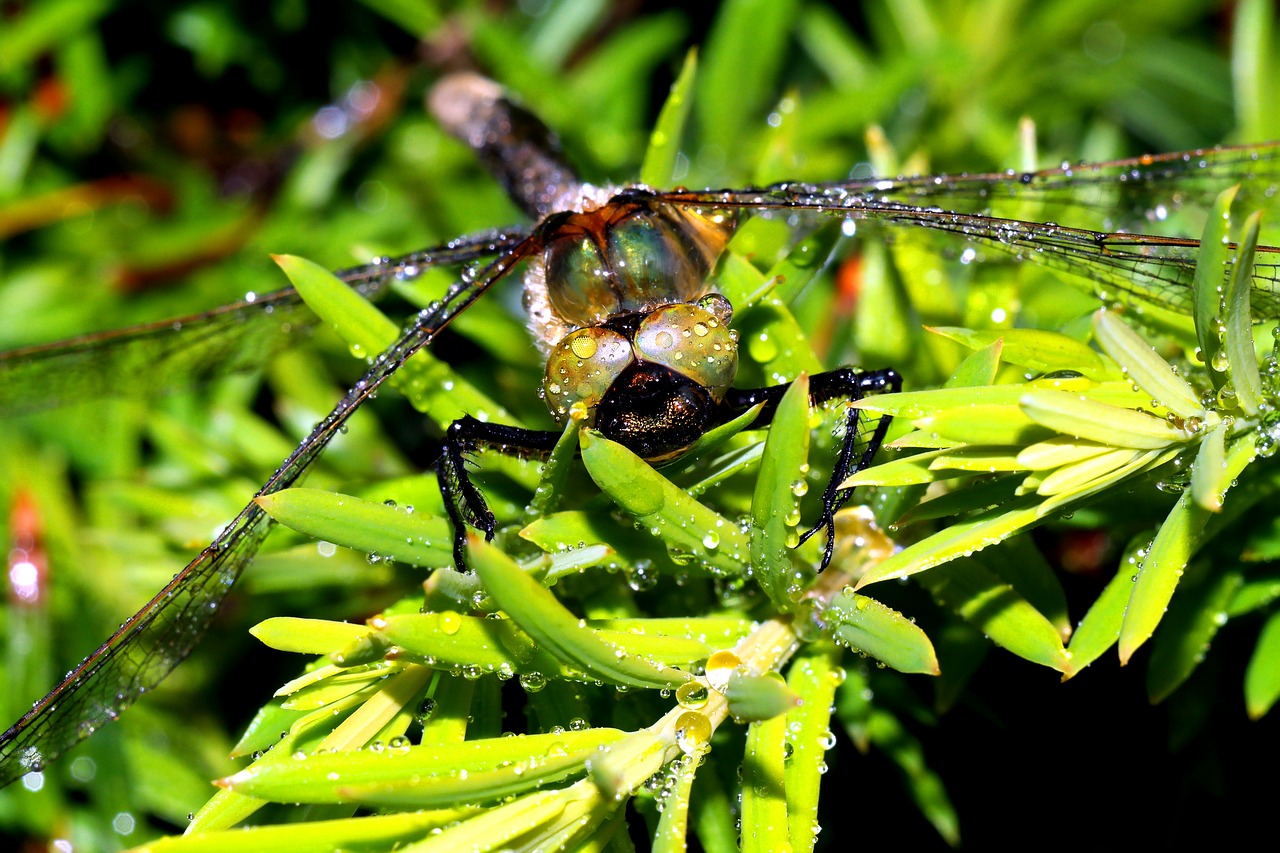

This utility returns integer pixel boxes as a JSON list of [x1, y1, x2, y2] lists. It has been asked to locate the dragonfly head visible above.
[[542, 297, 739, 461]]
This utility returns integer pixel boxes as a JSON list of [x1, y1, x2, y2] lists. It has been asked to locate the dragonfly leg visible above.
[[721, 367, 901, 570], [436, 415, 562, 570]]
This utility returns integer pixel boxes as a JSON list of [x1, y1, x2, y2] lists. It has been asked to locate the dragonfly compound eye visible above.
[[544, 235, 619, 327], [604, 206, 723, 311], [542, 326, 634, 419], [634, 302, 738, 401]]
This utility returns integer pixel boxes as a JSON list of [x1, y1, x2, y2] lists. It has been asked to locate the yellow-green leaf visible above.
[[1019, 390, 1187, 449], [825, 591, 940, 674], [468, 537, 689, 689], [1092, 310, 1203, 419]]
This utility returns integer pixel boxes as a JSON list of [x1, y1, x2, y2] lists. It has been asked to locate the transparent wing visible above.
[[660, 143, 1280, 315], [0, 233, 539, 788], [0, 228, 528, 414], [801, 142, 1280, 232]]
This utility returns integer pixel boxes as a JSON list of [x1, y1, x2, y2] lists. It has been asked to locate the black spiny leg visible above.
[[721, 367, 901, 570], [436, 415, 562, 570]]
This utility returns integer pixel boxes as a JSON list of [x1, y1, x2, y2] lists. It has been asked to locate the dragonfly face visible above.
[[4, 68, 1280, 796], [532, 189, 740, 460]]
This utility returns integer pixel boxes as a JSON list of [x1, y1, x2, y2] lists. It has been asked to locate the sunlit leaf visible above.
[[1120, 433, 1258, 662], [751, 374, 811, 609], [929, 326, 1111, 380], [1245, 611, 1280, 719], [256, 487, 454, 567], [913, 559, 1070, 672], [1191, 185, 1238, 390], [825, 591, 940, 674], [1222, 209, 1265, 414], [1019, 390, 1188, 450], [1092, 309, 1203, 419]]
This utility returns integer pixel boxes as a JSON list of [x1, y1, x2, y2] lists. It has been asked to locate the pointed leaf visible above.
[[1189, 421, 1228, 511], [640, 48, 698, 187], [580, 430, 750, 574], [841, 447, 956, 487], [860, 448, 1175, 587], [275, 253, 509, 426], [725, 671, 801, 722], [928, 447, 1029, 473], [1034, 447, 1146, 496], [1092, 310, 1203, 419], [652, 746, 700, 853], [943, 338, 1003, 388], [1223, 209, 1265, 414], [138, 810, 479, 853], [251, 617, 373, 656], [1064, 556, 1138, 676], [784, 645, 841, 853], [220, 729, 624, 805], [1191, 185, 1239, 390], [255, 487, 454, 567], [1019, 390, 1187, 449], [1120, 434, 1257, 661], [751, 374, 812, 609], [929, 326, 1110, 380], [1146, 567, 1243, 703], [914, 559, 1070, 671], [1016, 437, 1113, 470], [468, 537, 689, 689], [825, 591, 939, 674], [740, 711, 789, 853], [1245, 611, 1280, 719], [921, 404, 1050, 446]]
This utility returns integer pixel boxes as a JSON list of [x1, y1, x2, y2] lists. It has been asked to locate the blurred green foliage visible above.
[[1, 0, 1279, 850]]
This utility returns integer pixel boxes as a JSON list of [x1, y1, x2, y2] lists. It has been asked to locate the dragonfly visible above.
[[3, 71, 1280, 791]]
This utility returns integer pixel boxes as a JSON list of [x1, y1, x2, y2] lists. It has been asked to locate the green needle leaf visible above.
[[825, 591, 940, 674], [220, 729, 625, 805], [841, 446, 957, 487], [1016, 436, 1113, 470], [1033, 447, 1147, 496], [1092, 310, 1203, 419], [653, 751, 700, 853], [1191, 185, 1239, 389], [783, 646, 841, 853], [137, 810, 479, 853], [859, 447, 1176, 587], [1245, 611, 1280, 719], [1189, 421, 1228, 511], [929, 326, 1111, 380], [1146, 566, 1243, 703], [740, 711, 790, 853], [1065, 550, 1141, 675], [1120, 433, 1258, 662], [920, 404, 1050, 446], [250, 617, 372, 656], [1019, 389, 1188, 449], [468, 536, 690, 690], [1223, 209, 1265, 414], [640, 48, 698, 188], [914, 559, 1070, 672], [275, 253, 510, 426], [724, 671, 802, 722], [751, 374, 812, 609], [943, 338, 1003, 388], [255, 487, 454, 567], [580, 430, 750, 574]]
